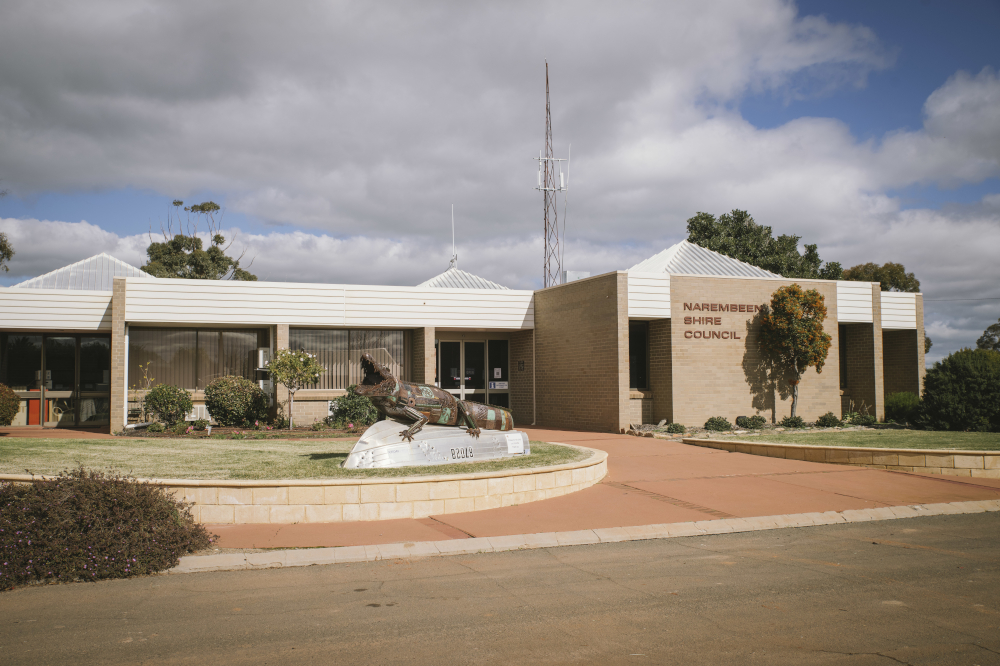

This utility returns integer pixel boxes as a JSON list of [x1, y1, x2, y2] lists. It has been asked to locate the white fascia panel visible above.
[[627, 272, 670, 319], [880, 292, 918, 329], [836, 281, 874, 323], [0, 289, 112, 330]]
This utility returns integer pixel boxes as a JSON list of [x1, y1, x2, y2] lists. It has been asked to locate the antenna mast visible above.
[[449, 204, 458, 269], [535, 61, 567, 288]]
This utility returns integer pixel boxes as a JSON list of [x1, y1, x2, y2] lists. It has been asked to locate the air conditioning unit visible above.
[[257, 348, 271, 370], [186, 404, 214, 423]]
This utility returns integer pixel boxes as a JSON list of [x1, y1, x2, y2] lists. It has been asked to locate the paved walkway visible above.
[[0, 425, 112, 439], [208, 428, 1000, 549]]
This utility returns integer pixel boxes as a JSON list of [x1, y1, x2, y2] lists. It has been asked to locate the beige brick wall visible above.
[[410, 327, 436, 385], [841, 323, 877, 416], [533, 272, 629, 433], [110, 278, 127, 433], [916, 294, 926, 393], [871, 286, 885, 420], [883, 329, 920, 398], [509, 330, 534, 427], [649, 319, 672, 424], [670, 275, 841, 426]]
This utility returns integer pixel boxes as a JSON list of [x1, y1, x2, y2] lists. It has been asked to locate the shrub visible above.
[[326, 385, 379, 430], [171, 422, 189, 435], [920, 348, 1000, 431], [666, 422, 685, 434], [779, 415, 805, 428], [147, 422, 165, 433], [0, 467, 212, 588], [193, 419, 209, 431], [851, 414, 877, 427], [735, 415, 767, 429], [0, 383, 19, 427], [704, 416, 733, 432], [885, 392, 920, 425], [204, 376, 269, 427], [144, 384, 193, 426], [816, 412, 842, 428]]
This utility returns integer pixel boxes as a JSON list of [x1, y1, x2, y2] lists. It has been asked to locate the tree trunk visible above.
[[790, 377, 800, 418], [288, 390, 295, 430]]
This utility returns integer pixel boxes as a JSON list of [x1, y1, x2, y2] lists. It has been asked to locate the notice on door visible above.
[[505, 433, 524, 454], [489, 381, 508, 390]]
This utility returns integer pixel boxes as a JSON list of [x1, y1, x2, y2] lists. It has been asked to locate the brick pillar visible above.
[[110, 278, 127, 433], [915, 293, 926, 393], [275, 324, 289, 410], [649, 319, 672, 424], [616, 272, 631, 434], [411, 327, 436, 385], [510, 330, 534, 426], [872, 285, 885, 421]]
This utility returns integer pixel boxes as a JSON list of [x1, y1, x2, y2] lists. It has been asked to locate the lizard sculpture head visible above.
[[355, 352, 397, 396]]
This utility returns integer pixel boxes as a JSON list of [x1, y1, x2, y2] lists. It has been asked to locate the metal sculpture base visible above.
[[342, 419, 531, 469]]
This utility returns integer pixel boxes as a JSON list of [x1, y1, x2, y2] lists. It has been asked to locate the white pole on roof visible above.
[[450, 204, 458, 269]]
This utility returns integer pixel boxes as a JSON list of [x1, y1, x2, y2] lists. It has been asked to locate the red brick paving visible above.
[[207, 428, 1000, 549]]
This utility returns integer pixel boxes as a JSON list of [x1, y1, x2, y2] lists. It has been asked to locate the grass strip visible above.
[[713, 429, 1000, 451], [0, 437, 588, 480]]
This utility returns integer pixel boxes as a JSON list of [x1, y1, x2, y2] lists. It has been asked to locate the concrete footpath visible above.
[[183, 428, 1000, 572]]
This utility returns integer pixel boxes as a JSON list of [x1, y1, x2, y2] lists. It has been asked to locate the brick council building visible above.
[[0, 241, 924, 433]]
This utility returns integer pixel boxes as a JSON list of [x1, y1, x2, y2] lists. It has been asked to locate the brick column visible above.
[[110, 278, 127, 433], [275, 324, 289, 409], [616, 272, 631, 434], [915, 293, 926, 393], [649, 319, 672, 424], [872, 285, 885, 421], [411, 327, 436, 385]]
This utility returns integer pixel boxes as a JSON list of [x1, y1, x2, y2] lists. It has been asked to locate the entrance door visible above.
[[44, 336, 77, 427], [436, 339, 508, 407]]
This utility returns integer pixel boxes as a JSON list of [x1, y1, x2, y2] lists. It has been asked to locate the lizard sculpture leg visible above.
[[457, 401, 481, 439], [399, 406, 429, 442]]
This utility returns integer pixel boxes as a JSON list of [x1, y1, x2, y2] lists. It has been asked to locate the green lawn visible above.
[[712, 429, 1000, 451], [0, 437, 588, 480]]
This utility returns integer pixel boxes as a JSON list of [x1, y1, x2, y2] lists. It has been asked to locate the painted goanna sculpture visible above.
[[354, 353, 514, 441]]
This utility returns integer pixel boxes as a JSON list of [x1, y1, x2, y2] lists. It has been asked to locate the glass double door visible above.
[[437, 339, 509, 408], [0, 333, 111, 427]]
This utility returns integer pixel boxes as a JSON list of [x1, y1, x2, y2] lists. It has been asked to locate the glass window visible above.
[[129, 328, 266, 390], [488, 340, 509, 382], [464, 342, 485, 391], [80, 338, 111, 391], [629, 321, 649, 390], [439, 341, 461, 390], [0, 334, 42, 391], [44, 337, 77, 391], [290, 328, 404, 389]]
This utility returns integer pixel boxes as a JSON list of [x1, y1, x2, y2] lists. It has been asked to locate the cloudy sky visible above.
[[1, 0, 998, 363]]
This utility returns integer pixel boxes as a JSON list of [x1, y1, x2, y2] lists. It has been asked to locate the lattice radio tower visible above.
[[535, 61, 568, 288]]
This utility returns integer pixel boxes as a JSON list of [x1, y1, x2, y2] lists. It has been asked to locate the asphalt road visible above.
[[2, 513, 999, 666]]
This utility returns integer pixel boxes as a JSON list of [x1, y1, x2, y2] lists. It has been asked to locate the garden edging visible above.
[[683, 438, 1000, 478], [0, 443, 608, 524]]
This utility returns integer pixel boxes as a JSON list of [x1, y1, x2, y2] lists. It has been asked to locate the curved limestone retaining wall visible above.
[[1, 444, 607, 525], [684, 438, 1000, 478]]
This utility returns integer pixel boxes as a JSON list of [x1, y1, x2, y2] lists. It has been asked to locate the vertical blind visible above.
[[129, 328, 268, 390], [290, 329, 404, 389]]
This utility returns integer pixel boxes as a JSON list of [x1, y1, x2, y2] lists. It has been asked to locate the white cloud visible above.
[[0, 1, 997, 361]]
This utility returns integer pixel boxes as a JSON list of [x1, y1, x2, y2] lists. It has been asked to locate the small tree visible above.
[[758, 284, 832, 419], [977, 318, 1000, 352], [266, 348, 325, 429]]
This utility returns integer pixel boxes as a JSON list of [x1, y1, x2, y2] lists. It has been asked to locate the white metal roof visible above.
[[628, 240, 779, 278], [417, 267, 510, 290], [11, 253, 152, 291]]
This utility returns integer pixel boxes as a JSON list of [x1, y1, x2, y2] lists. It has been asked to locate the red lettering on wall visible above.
[[685, 331, 693, 338], [684, 303, 693, 310]]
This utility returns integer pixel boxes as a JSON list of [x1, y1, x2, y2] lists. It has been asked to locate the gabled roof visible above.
[[628, 240, 779, 278], [12, 253, 152, 291], [417, 267, 510, 290]]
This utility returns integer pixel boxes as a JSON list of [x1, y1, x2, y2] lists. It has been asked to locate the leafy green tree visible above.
[[920, 348, 1000, 431], [925, 335, 933, 354], [141, 200, 256, 280], [841, 262, 920, 292], [978, 318, 1000, 352], [266, 348, 325, 429], [0, 187, 12, 273], [686, 210, 842, 279], [758, 284, 832, 419]]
